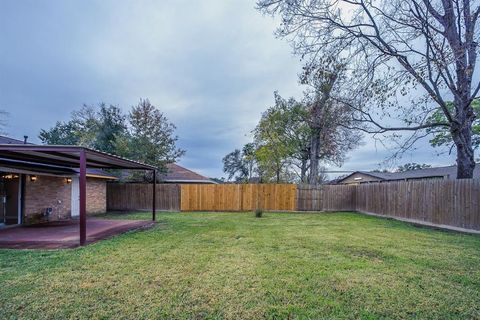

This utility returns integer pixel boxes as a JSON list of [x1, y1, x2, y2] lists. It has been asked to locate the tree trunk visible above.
[[307, 75, 336, 185], [308, 129, 320, 185], [300, 157, 308, 183], [451, 122, 475, 179], [450, 91, 476, 179]]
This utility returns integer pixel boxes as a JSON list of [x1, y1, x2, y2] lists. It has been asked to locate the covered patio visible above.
[[0, 145, 157, 247], [0, 218, 154, 249]]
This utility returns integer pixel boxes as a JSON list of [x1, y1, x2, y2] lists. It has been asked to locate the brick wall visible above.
[[23, 175, 107, 224], [24, 175, 71, 224], [87, 178, 106, 214]]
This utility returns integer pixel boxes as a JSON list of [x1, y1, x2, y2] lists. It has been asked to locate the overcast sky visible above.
[[0, 0, 457, 178]]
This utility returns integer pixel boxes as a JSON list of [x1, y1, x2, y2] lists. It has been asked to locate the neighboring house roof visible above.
[[337, 164, 480, 184], [0, 135, 28, 144], [160, 163, 216, 184]]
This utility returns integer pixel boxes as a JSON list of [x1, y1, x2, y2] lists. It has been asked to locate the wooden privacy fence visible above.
[[106, 183, 296, 212], [355, 179, 480, 231], [107, 179, 480, 232], [180, 184, 297, 211], [297, 184, 357, 211], [107, 183, 180, 211]]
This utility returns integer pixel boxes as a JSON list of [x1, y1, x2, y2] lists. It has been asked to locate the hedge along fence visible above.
[[106, 179, 480, 232]]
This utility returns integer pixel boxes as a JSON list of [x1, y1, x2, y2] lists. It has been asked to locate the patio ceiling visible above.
[[0, 144, 157, 246], [0, 145, 155, 170]]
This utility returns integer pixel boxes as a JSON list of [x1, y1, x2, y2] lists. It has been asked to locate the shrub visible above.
[[255, 209, 263, 218]]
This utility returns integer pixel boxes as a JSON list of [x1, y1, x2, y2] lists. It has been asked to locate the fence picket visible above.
[[107, 179, 480, 231]]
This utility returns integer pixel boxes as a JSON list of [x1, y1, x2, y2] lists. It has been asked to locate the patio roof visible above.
[[0, 144, 155, 170], [0, 144, 157, 246]]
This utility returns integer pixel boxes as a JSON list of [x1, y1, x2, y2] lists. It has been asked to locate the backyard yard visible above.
[[1, 211, 479, 319]]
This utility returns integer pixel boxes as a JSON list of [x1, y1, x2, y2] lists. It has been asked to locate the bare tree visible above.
[[257, 0, 480, 178], [301, 58, 362, 185]]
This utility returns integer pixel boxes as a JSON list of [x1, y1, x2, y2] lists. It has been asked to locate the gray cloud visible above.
[[0, 0, 459, 178]]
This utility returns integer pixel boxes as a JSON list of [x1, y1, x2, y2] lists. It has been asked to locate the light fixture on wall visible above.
[[3, 174, 19, 179], [65, 177, 72, 184], [30, 175, 37, 182]]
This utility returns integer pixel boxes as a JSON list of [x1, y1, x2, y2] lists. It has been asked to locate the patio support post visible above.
[[152, 169, 156, 221], [79, 149, 87, 246]]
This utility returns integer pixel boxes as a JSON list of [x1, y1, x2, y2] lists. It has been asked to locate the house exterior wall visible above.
[[24, 175, 71, 224], [23, 175, 107, 224], [86, 178, 107, 214], [339, 173, 383, 185]]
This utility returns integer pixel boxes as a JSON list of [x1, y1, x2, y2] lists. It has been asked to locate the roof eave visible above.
[[162, 179, 217, 184], [0, 145, 156, 170]]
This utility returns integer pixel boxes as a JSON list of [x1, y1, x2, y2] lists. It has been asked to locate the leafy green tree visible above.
[[39, 99, 184, 180], [39, 103, 127, 153], [427, 100, 480, 152], [222, 143, 257, 182], [94, 104, 127, 154], [210, 177, 226, 184], [70, 105, 99, 147], [39, 120, 80, 145], [223, 149, 246, 181], [241, 143, 258, 181], [121, 99, 185, 178], [253, 92, 311, 183], [397, 163, 432, 172], [250, 86, 360, 184]]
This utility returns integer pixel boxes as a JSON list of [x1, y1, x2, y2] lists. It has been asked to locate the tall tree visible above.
[[126, 99, 185, 171], [241, 143, 258, 181], [427, 99, 480, 152], [223, 149, 246, 181], [94, 104, 127, 154], [39, 103, 127, 152], [222, 143, 257, 182], [301, 59, 362, 185], [252, 88, 360, 184], [254, 92, 311, 183], [39, 120, 80, 145], [257, 0, 480, 178], [39, 99, 184, 178]]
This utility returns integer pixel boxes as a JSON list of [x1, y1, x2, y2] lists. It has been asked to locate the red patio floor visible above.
[[0, 219, 154, 249]]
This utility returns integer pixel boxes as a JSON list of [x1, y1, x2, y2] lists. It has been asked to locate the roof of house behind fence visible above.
[[337, 164, 480, 183], [161, 163, 216, 184], [0, 135, 29, 145]]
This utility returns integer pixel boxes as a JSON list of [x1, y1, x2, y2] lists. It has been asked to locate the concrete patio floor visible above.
[[0, 219, 154, 249]]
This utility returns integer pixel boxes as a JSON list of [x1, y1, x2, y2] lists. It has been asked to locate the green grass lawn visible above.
[[1, 212, 479, 319]]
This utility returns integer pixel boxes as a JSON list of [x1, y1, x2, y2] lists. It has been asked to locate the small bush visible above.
[[255, 209, 263, 218]]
